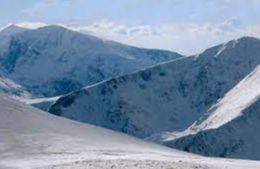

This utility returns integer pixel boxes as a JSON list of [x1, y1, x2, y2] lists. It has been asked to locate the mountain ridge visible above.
[[49, 36, 260, 139]]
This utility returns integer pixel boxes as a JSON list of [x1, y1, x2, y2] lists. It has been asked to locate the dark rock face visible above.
[[1, 38, 28, 73]]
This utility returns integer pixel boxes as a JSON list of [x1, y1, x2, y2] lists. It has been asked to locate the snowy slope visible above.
[[169, 98, 260, 160], [0, 25, 181, 98], [162, 65, 260, 160], [1, 94, 260, 169], [0, 93, 184, 168], [0, 75, 32, 99], [23, 96, 60, 111], [194, 65, 260, 130], [49, 37, 260, 139]]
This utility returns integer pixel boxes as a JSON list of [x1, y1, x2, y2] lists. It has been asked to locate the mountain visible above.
[[1, 94, 255, 169], [163, 65, 260, 160], [0, 25, 182, 98], [49, 37, 260, 139]]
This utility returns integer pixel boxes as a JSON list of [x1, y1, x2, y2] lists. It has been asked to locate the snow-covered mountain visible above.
[[49, 37, 260, 139], [162, 65, 260, 160], [1, 94, 255, 169], [0, 25, 181, 98]]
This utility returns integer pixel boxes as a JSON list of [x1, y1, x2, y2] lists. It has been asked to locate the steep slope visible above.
[[163, 65, 260, 160], [0, 25, 181, 97], [1, 94, 260, 169], [0, 25, 34, 100], [193, 65, 260, 130], [49, 37, 260, 138], [0, 25, 27, 56]]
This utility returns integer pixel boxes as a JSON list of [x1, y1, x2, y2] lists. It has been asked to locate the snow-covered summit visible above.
[[0, 24, 27, 36]]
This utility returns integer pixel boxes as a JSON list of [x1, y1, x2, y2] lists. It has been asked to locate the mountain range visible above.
[[0, 24, 260, 167], [49, 36, 260, 160]]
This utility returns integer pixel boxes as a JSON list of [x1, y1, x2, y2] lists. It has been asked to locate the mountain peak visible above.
[[37, 24, 67, 31], [237, 36, 260, 42], [227, 36, 260, 49], [31, 24, 101, 42], [2, 24, 22, 30], [198, 36, 260, 59], [0, 24, 27, 36]]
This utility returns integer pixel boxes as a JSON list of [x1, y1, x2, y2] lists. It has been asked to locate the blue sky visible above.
[[1, 0, 260, 54]]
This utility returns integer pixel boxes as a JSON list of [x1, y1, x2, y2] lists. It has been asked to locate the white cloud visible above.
[[245, 25, 260, 37], [16, 22, 47, 29], [67, 20, 260, 55]]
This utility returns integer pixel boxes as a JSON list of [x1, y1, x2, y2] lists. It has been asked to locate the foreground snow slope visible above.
[[0, 93, 184, 168], [49, 37, 260, 139], [163, 65, 260, 160], [0, 25, 181, 98], [1, 94, 260, 169]]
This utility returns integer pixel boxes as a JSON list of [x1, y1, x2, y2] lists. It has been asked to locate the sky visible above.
[[0, 0, 260, 54]]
